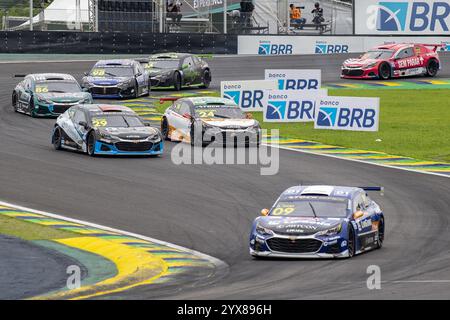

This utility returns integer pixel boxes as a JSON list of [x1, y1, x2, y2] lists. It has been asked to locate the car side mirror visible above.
[[144, 122, 151, 127], [78, 121, 88, 129], [84, 72, 88, 76], [353, 211, 364, 220], [261, 208, 269, 216], [136, 72, 142, 77]]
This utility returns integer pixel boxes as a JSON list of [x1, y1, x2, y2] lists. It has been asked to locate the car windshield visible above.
[[91, 115, 144, 128], [35, 81, 81, 93], [195, 107, 244, 119], [90, 66, 134, 77], [148, 60, 179, 69], [361, 50, 394, 60], [270, 198, 349, 218]]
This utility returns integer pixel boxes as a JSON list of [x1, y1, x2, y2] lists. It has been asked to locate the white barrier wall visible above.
[[355, 0, 450, 35], [238, 35, 450, 55]]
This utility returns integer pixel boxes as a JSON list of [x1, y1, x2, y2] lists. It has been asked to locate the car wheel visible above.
[[200, 70, 211, 89], [347, 225, 356, 258], [190, 122, 202, 146], [29, 97, 36, 117], [53, 126, 63, 150], [174, 72, 182, 91], [426, 59, 439, 77], [161, 117, 171, 141], [87, 131, 96, 157], [12, 92, 18, 112], [376, 217, 385, 249], [378, 62, 391, 80], [144, 83, 151, 96], [132, 81, 139, 98]]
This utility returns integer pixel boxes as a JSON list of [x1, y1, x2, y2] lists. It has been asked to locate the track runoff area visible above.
[[0, 52, 449, 310]]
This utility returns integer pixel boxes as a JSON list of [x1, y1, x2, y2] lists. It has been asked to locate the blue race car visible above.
[[249, 185, 385, 259], [81, 59, 150, 99], [52, 104, 163, 157]]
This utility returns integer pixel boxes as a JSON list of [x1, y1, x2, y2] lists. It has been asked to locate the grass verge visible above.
[[155, 89, 450, 162]]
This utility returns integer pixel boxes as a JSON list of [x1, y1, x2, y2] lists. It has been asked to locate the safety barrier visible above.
[[0, 31, 238, 54]]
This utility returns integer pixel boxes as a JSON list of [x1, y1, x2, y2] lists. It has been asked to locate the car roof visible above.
[[280, 185, 363, 200], [78, 104, 135, 114], [28, 73, 77, 82], [373, 43, 414, 51], [94, 59, 135, 67], [149, 52, 190, 60], [181, 97, 238, 108]]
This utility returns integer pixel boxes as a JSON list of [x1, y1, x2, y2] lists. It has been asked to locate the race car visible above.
[[249, 185, 385, 259], [136, 53, 211, 91], [161, 97, 261, 146], [51, 104, 163, 156], [341, 43, 442, 80], [12, 73, 92, 117], [81, 59, 150, 99]]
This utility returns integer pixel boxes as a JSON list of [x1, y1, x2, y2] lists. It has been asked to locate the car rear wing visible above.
[[358, 186, 384, 196], [419, 44, 445, 52]]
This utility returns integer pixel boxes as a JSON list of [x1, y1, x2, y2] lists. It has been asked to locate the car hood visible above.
[[37, 92, 89, 103], [343, 58, 379, 68], [202, 118, 257, 129], [98, 126, 159, 139], [84, 77, 131, 85], [257, 216, 344, 236], [147, 68, 173, 77]]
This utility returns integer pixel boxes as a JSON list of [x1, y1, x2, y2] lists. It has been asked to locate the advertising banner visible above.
[[264, 69, 322, 91], [262, 90, 328, 123], [314, 96, 380, 132], [220, 80, 278, 112], [354, 0, 450, 35]]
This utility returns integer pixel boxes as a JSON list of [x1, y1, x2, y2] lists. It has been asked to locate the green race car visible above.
[[12, 73, 93, 117]]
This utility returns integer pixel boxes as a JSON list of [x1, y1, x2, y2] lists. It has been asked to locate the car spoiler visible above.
[[195, 54, 213, 60], [159, 97, 181, 104], [419, 44, 445, 52], [358, 186, 384, 195]]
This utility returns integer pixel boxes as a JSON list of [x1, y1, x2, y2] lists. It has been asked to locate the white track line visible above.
[[264, 144, 450, 179], [0, 200, 229, 271]]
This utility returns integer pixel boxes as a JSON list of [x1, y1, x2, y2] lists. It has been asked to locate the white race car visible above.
[[161, 97, 261, 146]]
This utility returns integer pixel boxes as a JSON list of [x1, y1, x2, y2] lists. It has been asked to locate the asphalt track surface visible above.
[[1, 53, 450, 299]]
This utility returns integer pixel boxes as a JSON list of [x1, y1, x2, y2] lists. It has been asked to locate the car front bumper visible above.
[[87, 85, 136, 99], [33, 102, 80, 117], [202, 128, 261, 145], [341, 66, 379, 79], [94, 140, 163, 156]]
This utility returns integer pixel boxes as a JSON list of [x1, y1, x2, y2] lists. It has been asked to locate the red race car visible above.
[[341, 43, 442, 80]]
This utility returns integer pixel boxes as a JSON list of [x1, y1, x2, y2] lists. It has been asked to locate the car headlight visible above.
[[364, 62, 378, 69], [118, 79, 133, 88], [79, 98, 91, 104], [81, 80, 93, 88], [98, 132, 115, 142], [256, 223, 274, 236], [316, 223, 342, 236], [149, 134, 161, 142]]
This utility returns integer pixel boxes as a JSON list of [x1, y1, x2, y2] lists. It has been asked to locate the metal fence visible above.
[[1, 0, 353, 35]]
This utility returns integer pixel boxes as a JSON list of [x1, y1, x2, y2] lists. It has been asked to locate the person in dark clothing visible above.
[[311, 2, 324, 29], [167, 0, 182, 26], [240, 0, 255, 28]]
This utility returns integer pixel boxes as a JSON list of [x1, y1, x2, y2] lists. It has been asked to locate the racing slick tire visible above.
[[378, 62, 391, 80], [200, 69, 211, 89], [12, 92, 18, 112], [87, 131, 97, 157], [174, 72, 182, 91], [161, 117, 171, 141], [347, 225, 356, 258], [376, 217, 385, 249], [425, 59, 439, 77], [52, 126, 63, 150], [28, 97, 36, 118], [132, 81, 139, 99]]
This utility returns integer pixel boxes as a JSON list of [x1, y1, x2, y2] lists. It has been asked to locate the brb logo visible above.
[[315, 41, 349, 54], [223, 90, 264, 109], [264, 92, 321, 123], [369, 1, 450, 32], [258, 41, 293, 55], [315, 98, 380, 132]]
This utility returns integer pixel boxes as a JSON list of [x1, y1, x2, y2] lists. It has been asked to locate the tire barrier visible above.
[[0, 31, 238, 54]]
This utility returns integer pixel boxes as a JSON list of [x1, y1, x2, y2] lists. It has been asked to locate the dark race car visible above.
[[341, 43, 442, 80], [12, 73, 92, 117], [51, 104, 163, 156], [136, 53, 211, 91], [250, 185, 385, 259], [81, 59, 150, 99]]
